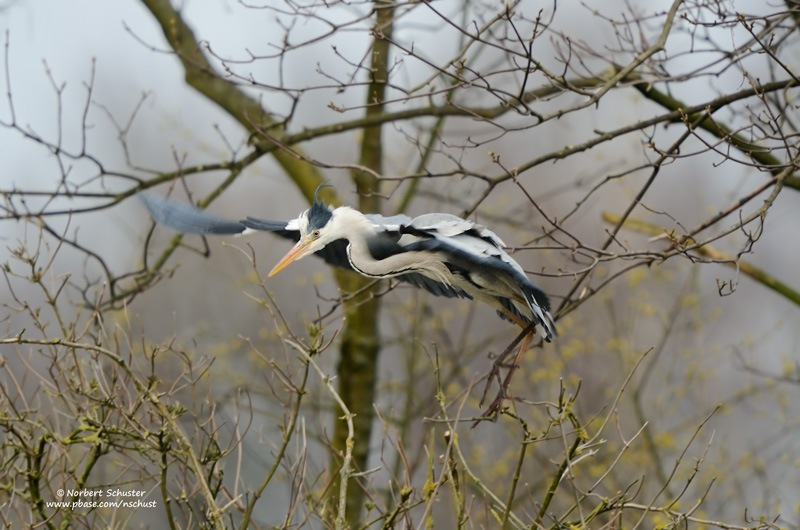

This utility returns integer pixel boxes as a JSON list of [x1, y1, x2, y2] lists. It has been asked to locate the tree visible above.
[[1, 0, 799, 528]]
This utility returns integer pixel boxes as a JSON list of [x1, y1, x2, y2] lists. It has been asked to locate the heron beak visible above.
[[269, 239, 311, 277]]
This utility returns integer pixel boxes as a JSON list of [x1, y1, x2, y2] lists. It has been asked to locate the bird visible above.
[[138, 187, 556, 345]]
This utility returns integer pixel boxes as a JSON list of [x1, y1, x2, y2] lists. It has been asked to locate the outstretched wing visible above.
[[138, 193, 468, 300], [138, 192, 248, 234], [138, 192, 349, 263], [395, 212, 556, 340]]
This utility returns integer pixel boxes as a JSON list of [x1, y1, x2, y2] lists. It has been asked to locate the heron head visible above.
[[268, 195, 336, 277]]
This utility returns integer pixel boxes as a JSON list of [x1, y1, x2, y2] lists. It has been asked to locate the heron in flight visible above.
[[140, 188, 556, 412]]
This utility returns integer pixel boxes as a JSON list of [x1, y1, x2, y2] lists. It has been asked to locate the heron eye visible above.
[[312, 230, 320, 238]]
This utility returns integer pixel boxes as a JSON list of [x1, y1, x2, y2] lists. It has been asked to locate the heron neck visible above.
[[337, 209, 451, 284]]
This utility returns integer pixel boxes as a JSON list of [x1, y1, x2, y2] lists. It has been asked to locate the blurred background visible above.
[[1, 0, 798, 528]]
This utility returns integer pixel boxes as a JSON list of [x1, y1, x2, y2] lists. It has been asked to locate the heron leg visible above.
[[475, 320, 536, 424]]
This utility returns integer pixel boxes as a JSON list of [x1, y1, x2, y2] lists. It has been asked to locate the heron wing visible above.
[[418, 237, 555, 340], [405, 235, 550, 309], [399, 213, 526, 280], [138, 192, 247, 234], [139, 194, 477, 303], [364, 213, 414, 232], [140, 194, 355, 273], [406, 213, 507, 247], [395, 272, 472, 299], [396, 214, 555, 340], [242, 216, 296, 234]]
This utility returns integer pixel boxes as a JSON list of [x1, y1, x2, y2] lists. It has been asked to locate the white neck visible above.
[[334, 208, 453, 285]]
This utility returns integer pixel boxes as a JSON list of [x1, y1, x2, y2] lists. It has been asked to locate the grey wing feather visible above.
[[400, 226, 556, 341], [139, 192, 246, 234], [242, 217, 293, 235], [408, 213, 507, 246], [140, 192, 357, 273], [399, 273, 472, 299], [315, 239, 352, 270], [410, 213, 478, 236], [364, 213, 414, 232]]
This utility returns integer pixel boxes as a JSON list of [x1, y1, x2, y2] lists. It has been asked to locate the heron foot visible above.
[[472, 323, 536, 427]]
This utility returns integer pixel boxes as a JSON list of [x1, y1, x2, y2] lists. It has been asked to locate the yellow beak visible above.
[[269, 240, 311, 277]]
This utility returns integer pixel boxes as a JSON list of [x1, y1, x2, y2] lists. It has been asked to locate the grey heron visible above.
[[140, 188, 556, 414]]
